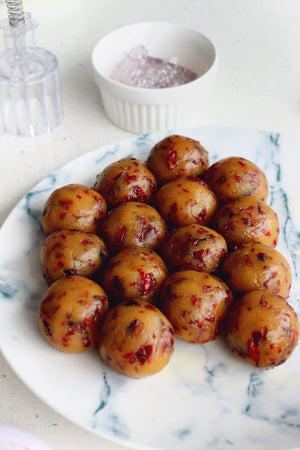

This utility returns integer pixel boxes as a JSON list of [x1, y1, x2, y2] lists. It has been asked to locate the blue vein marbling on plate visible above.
[[0, 127, 300, 450]]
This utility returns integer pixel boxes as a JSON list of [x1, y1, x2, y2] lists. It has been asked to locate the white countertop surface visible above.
[[0, 0, 299, 449]]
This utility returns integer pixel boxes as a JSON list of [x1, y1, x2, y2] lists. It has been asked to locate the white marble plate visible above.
[[0, 127, 300, 450]]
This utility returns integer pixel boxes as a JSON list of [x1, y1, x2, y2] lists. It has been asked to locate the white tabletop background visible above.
[[0, 0, 299, 449]]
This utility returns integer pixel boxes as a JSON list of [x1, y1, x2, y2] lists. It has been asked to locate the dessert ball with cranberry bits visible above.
[[40, 230, 108, 285], [222, 242, 292, 299], [155, 176, 218, 228], [146, 134, 209, 186], [93, 157, 157, 209], [39, 276, 109, 353], [99, 300, 175, 378], [160, 224, 227, 273], [160, 270, 233, 344], [41, 184, 107, 236], [100, 202, 167, 254], [213, 197, 280, 250], [203, 156, 268, 204], [226, 290, 300, 368], [100, 246, 168, 305]]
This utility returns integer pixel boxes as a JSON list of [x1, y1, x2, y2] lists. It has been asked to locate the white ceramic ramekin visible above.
[[92, 22, 218, 134]]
